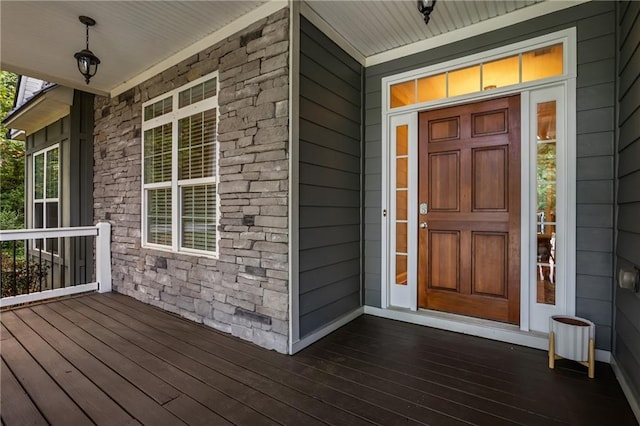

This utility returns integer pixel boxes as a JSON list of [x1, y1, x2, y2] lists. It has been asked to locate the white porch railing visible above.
[[0, 222, 111, 308]]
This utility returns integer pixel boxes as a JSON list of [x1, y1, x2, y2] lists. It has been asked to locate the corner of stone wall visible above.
[[93, 7, 290, 353]]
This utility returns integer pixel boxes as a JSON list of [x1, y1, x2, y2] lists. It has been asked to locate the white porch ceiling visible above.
[[0, 0, 579, 98]]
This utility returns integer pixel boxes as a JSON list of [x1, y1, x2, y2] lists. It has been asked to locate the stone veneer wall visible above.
[[93, 9, 290, 353]]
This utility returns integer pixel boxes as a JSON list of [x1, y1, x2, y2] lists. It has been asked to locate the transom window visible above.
[[390, 43, 563, 108], [33, 145, 59, 253], [142, 73, 219, 255]]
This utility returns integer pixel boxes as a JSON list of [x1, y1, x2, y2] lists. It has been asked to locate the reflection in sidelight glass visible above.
[[395, 125, 409, 285], [536, 101, 557, 305]]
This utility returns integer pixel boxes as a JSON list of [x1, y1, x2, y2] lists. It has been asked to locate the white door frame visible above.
[[381, 28, 577, 336]]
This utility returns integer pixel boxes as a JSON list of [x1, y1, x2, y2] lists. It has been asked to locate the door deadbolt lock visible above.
[[420, 203, 428, 215]]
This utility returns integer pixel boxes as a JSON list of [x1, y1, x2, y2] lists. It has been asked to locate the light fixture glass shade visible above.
[[74, 49, 100, 84]]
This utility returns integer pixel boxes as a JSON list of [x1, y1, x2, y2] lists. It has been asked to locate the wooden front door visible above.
[[418, 95, 521, 324]]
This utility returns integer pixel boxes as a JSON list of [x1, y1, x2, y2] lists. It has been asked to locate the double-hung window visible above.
[[33, 145, 59, 253], [142, 73, 219, 255]]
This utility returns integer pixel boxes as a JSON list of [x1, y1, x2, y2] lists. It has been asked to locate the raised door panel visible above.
[[429, 231, 459, 291], [472, 146, 508, 211], [429, 152, 460, 212], [472, 232, 508, 297]]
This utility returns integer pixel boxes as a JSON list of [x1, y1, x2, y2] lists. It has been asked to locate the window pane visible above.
[[34, 153, 44, 199], [178, 109, 217, 180], [179, 78, 218, 108], [482, 55, 519, 90], [522, 43, 563, 83], [144, 124, 172, 184], [34, 203, 43, 229], [448, 65, 480, 97], [46, 202, 59, 253], [536, 101, 557, 306], [181, 184, 216, 252], [417, 73, 446, 103], [390, 80, 416, 108], [144, 97, 172, 121], [396, 255, 408, 285], [147, 188, 172, 246], [396, 125, 408, 156], [46, 148, 59, 198]]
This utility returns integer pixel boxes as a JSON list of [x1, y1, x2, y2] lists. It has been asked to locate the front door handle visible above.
[[420, 222, 428, 229]]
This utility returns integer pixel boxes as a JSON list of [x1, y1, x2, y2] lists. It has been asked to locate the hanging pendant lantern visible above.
[[74, 16, 100, 84]]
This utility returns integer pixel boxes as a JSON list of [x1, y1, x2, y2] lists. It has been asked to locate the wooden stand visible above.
[[549, 330, 595, 378]]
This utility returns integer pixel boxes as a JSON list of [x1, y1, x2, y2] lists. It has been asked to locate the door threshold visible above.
[[365, 305, 547, 351], [364, 305, 611, 362]]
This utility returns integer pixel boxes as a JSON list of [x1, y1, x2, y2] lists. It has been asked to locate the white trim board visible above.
[[0, 283, 98, 308], [611, 356, 640, 424], [110, 1, 288, 97], [364, 306, 611, 363], [288, 0, 301, 355], [291, 307, 364, 354]]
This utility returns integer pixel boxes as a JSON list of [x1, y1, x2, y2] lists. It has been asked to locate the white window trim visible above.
[[380, 28, 576, 337], [32, 144, 60, 255], [141, 72, 220, 258]]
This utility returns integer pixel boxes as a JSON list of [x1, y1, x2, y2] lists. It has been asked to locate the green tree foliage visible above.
[[0, 71, 23, 230]]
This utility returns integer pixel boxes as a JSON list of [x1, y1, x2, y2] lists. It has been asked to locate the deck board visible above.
[[1, 293, 637, 426], [0, 358, 48, 426]]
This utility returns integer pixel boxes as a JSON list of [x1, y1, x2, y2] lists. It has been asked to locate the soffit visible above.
[[0, 1, 268, 97], [304, 1, 546, 58], [0, 1, 584, 98]]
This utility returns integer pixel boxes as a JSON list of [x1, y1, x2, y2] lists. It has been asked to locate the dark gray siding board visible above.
[[298, 293, 361, 338], [577, 58, 616, 88], [363, 1, 616, 351], [299, 97, 360, 137], [299, 186, 360, 208], [300, 259, 360, 293], [576, 180, 613, 204], [577, 132, 615, 157], [299, 120, 360, 156], [298, 16, 363, 338], [299, 164, 359, 190], [615, 0, 640, 409], [619, 141, 640, 177], [576, 274, 612, 302], [299, 226, 360, 250], [618, 171, 640, 203], [618, 204, 640, 234], [619, 107, 640, 150], [619, 43, 640, 94], [619, 76, 640, 123], [299, 141, 360, 172]]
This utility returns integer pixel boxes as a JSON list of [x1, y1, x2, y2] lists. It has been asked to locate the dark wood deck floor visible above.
[[1, 293, 636, 426]]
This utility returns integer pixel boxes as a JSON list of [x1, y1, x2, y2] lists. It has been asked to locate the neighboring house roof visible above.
[[5, 76, 53, 140], [3, 78, 74, 140]]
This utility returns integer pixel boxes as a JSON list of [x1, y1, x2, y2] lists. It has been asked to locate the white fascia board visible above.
[[366, 0, 590, 67], [110, 1, 288, 98]]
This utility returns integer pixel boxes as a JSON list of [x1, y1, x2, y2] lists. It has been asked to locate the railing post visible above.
[[95, 222, 112, 293]]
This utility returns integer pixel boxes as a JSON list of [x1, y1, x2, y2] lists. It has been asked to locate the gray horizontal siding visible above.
[[363, 1, 616, 349], [298, 16, 363, 338], [616, 0, 640, 403]]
